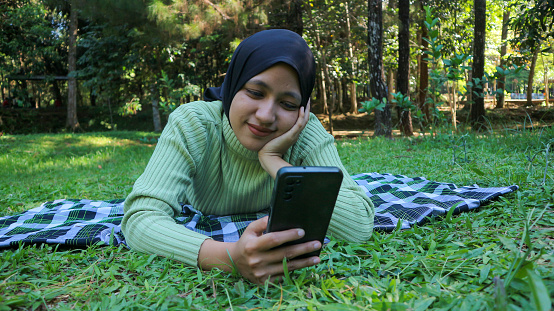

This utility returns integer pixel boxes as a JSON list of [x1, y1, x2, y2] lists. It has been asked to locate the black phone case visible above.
[[267, 166, 343, 258]]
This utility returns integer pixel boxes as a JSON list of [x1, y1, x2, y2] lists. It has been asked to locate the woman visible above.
[[122, 29, 374, 284]]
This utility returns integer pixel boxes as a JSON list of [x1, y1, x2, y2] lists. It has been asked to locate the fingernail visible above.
[[313, 257, 320, 264], [313, 242, 321, 250], [298, 229, 305, 237]]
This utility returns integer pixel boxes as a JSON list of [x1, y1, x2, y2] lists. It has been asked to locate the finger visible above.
[[287, 107, 307, 137], [262, 255, 321, 279], [243, 216, 268, 237], [266, 240, 321, 263], [286, 255, 321, 271], [304, 100, 311, 122], [256, 227, 307, 251]]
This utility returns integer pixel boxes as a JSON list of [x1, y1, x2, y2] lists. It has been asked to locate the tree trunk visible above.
[[326, 78, 337, 135], [342, 77, 349, 112], [345, 2, 358, 114], [497, 11, 510, 109], [369, 0, 392, 138], [387, 68, 394, 103], [527, 47, 540, 106], [451, 82, 457, 130], [307, 8, 328, 114], [396, 0, 413, 136], [151, 83, 162, 132], [543, 52, 550, 107], [319, 70, 328, 114], [66, 2, 80, 131], [417, 3, 430, 124], [268, 0, 303, 35], [336, 78, 344, 113], [470, 0, 486, 129], [90, 89, 96, 106], [1, 73, 4, 101]]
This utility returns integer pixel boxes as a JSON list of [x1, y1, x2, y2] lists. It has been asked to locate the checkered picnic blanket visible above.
[[0, 173, 518, 249]]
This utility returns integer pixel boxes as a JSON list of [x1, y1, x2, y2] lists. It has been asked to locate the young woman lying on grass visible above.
[[122, 29, 374, 284]]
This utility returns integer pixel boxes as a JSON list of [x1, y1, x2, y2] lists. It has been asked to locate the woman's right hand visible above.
[[229, 216, 321, 284]]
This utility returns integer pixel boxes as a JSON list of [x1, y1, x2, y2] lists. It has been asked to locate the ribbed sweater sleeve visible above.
[[288, 114, 375, 242], [122, 104, 214, 266]]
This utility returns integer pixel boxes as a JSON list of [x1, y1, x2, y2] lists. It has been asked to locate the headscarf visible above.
[[203, 29, 316, 120]]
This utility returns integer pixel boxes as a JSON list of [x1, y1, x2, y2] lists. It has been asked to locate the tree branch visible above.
[[201, 0, 230, 20]]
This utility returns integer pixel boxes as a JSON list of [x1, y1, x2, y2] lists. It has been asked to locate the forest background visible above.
[[0, 0, 554, 136], [1, 1, 554, 309]]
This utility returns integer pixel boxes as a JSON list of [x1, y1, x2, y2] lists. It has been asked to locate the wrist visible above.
[[198, 239, 235, 273], [258, 154, 290, 179]]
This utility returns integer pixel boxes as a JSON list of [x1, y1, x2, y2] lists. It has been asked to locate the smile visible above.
[[247, 123, 275, 137]]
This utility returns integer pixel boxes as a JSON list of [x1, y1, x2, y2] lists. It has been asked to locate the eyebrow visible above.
[[246, 79, 302, 103]]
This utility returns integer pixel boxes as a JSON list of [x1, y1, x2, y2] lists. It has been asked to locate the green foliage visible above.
[[304, 0, 368, 100], [390, 92, 415, 111], [425, 0, 474, 57], [1, 127, 553, 309], [422, 6, 448, 133], [158, 70, 200, 116], [488, 64, 525, 98], [119, 96, 142, 117], [0, 106, 156, 134], [0, 1, 66, 104], [444, 53, 472, 82], [358, 97, 386, 114]]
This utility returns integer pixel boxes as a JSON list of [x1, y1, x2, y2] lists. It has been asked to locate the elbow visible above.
[[348, 221, 374, 243]]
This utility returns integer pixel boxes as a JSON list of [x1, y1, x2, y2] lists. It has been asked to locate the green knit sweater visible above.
[[122, 101, 374, 266]]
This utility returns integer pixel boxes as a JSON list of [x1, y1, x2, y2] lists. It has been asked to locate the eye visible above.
[[245, 89, 264, 98], [281, 101, 300, 110]]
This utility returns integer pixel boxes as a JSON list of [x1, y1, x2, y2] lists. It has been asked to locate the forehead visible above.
[[247, 64, 300, 88]]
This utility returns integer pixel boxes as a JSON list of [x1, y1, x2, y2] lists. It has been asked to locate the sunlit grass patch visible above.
[[0, 132, 159, 214]]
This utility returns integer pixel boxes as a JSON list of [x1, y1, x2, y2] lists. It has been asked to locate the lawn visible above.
[[0, 128, 553, 310]]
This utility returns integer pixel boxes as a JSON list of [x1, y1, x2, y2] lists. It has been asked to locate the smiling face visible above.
[[229, 63, 302, 152]]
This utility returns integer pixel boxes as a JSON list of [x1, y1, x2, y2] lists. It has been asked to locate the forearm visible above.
[[258, 154, 291, 179], [122, 210, 210, 266], [198, 239, 236, 272]]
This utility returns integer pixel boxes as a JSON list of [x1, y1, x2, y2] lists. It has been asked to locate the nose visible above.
[[255, 99, 276, 125]]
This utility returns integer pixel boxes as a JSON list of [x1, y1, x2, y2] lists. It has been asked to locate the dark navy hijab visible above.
[[203, 29, 316, 120]]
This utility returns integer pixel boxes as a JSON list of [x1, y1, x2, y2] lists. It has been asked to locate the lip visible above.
[[247, 123, 275, 137]]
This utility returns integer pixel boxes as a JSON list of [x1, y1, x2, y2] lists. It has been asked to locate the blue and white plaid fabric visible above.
[[0, 173, 518, 249], [352, 173, 519, 231]]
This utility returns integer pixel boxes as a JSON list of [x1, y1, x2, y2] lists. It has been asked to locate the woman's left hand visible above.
[[258, 101, 310, 178]]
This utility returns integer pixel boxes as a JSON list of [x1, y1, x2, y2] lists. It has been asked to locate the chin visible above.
[[238, 138, 265, 152]]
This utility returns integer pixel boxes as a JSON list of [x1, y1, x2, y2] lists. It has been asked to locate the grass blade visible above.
[[524, 268, 552, 311]]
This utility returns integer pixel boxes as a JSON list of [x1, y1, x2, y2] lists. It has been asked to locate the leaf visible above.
[[445, 201, 460, 223], [479, 264, 491, 284], [498, 235, 518, 253], [196, 268, 202, 282], [493, 277, 508, 310], [469, 166, 485, 176], [427, 240, 437, 256], [413, 297, 435, 311], [102, 282, 121, 294], [524, 268, 552, 311]]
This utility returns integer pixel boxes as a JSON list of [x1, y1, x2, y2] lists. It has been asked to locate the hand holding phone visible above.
[[266, 166, 343, 258]]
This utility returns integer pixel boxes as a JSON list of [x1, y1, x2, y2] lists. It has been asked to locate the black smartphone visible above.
[[266, 166, 343, 258]]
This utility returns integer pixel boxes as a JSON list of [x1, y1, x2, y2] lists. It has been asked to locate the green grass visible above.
[[1, 129, 553, 310]]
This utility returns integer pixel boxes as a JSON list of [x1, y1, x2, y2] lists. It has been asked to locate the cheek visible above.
[[279, 110, 299, 132]]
